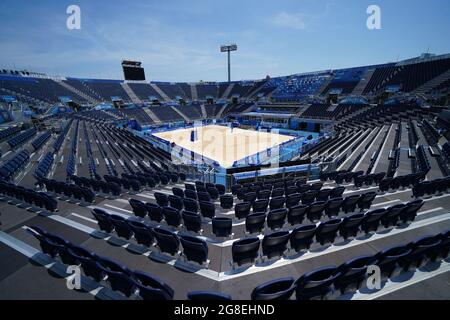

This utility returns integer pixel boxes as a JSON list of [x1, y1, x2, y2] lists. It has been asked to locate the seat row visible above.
[[0, 125, 22, 141], [231, 200, 424, 267], [234, 191, 376, 220], [34, 153, 54, 178], [26, 225, 176, 300], [232, 177, 308, 195], [412, 177, 450, 198], [251, 229, 450, 300], [91, 209, 209, 265], [0, 181, 58, 212], [37, 178, 95, 203], [31, 130, 52, 151], [0, 150, 30, 181], [233, 180, 324, 199], [7, 127, 37, 149], [378, 172, 427, 192]]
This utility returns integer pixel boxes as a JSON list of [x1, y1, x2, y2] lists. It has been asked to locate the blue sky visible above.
[[0, 0, 449, 82]]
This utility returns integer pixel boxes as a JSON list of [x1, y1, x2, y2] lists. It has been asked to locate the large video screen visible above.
[[123, 66, 146, 81]]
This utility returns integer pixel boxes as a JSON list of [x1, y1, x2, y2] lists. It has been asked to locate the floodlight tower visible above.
[[220, 44, 238, 83]]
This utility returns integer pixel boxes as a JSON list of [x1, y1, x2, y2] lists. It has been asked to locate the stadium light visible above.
[[220, 44, 238, 83]]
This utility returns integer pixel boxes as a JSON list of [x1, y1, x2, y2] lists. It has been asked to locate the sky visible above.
[[0, 0, 449, 82]]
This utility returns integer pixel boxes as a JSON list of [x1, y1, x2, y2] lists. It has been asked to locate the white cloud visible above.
[[270, 12, 307, 30]]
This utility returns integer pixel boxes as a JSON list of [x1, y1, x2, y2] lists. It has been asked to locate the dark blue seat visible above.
[[307, 201, 327, 222], [110, 214, 133, 240], [295, 266, 341, 300], [215, 184, 226, 196], [405, 236, 442, 269], [184, 189, 197, 200], [153, 228, 180, 256], [288, 204, 308, 226], [162, 207, 182, 227], [246, 212, 266, 234], [182, 211, 202, 233], [269, 196, 285, 210], [325, 197, 343, 218], [271, 188, 284, 198], [187, 291, 232, 301], [316, 219, 342, 246], [335, 255, 377, 294], [172, 188, 184, 198], [330, 186, 345, 198], [361, 208, 387, 234], [128, 221, 154, 247], [219, 195, 234, 210], [302, 191, 317, 205], [262, 231, 290, 260], [342, 194, 361, 213], [257, 190, 271, 200], [290, 225, 317, 252], [154, 192, 169, 207], [207, 187, 220, 200], [180, 235, 209, 265], [98, 257, 135, 297], [168, 195, 183, 211], [212, 217, 233, 238], [286, 193, 301, 208], [251, 277, 295, 300], [199, 201, 216, 219], [357, 192, 377, 210], [375, 245, 412, 278], [91, 209, 114, 233], [379, 178, 392, 193], [316, 189, 332, 202], [235, 202, 251, 219], [244, 192, 257, 203], [133, 271, 174, 300], [183, 198, 199, 213], [129, 199, 148, 218], [253, 199, 269, 213], [381, 204, 407, 228], [232, 237, 261, 267], [400, 199, 424, 223], [340, 213, 365, 240], [267, 208, 287, 230], [146, 203, 163, 222]]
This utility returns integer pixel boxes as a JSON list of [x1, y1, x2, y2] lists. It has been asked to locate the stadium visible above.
[[0, 0, 450, 304]]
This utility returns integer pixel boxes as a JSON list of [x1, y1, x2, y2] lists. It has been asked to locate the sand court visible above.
[[153, 125, 295, 168]]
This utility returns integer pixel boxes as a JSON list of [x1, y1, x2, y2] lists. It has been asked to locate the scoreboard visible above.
[[122, 60, 146, 81]]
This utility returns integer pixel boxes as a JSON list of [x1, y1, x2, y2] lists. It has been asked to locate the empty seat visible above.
[[162, 207, 182, 227], [286, 193, 301, 208], [295, 266, 341, 300], [251, 277, 295, 300], [267, 208, 288, 230], [361, 208, 387, 234], [357, 192, 377, 210], [219, 195, 234, 210], [290, 225, 317, 252], [288, 204, 308, 226], [197, 192, 211, 202], [302, 191, 317, 205], [262, 231, 290, 260], [129, 199, 148, 218], [335, 255, 377, 294], [235, 202, 252, 219], [253, 199, 269, 213], [183, 198, 199, 213], [182, 211, 202, 233], [109, 215, 133, 240], [128, 221, 154, 247], [400, 199, 424, 223], [153, 228, 180, 256], [146, 203, 163, 222], [215, 184, 226, 196], [133, 271, 174, 300], [246, 212, 266, 234], [325, 198, 343, 218], [172, 187, 185, 198], [212, 217, 233, 238], [168, 195, 183, 211], [342, 195, 361, 213], [271, 188, 284, 198], [307, 201, 327, 222], [381, 204, 407, 228], [154, 192, 169, 207], [199, 201, 216, 219], [269, 196, 286, 210], [232, 238, 261, 267], [91, 209, 114, 233], [257, 190, 271, 200], [180, 235, 208, 265], [184, 189, 198, 200], [98, 257, 135, 297], [340, 213, 365, 240], [316, 219, 342, 246], [375, 245, 412, 278]]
